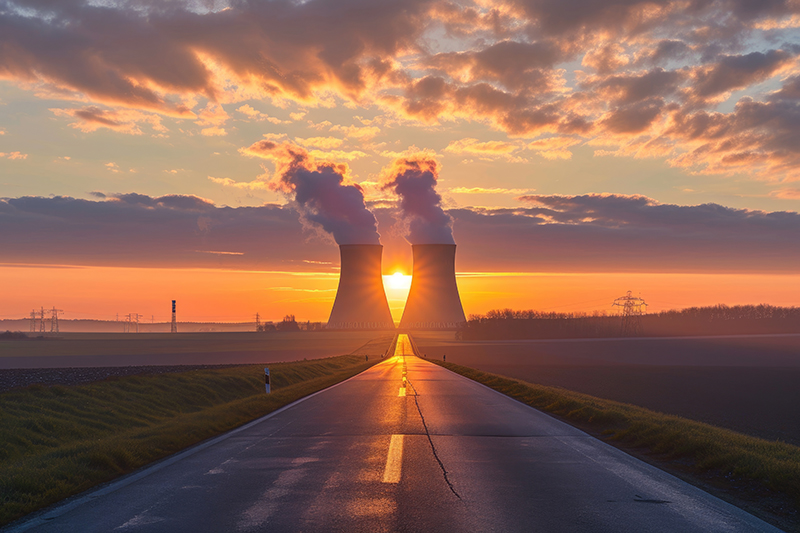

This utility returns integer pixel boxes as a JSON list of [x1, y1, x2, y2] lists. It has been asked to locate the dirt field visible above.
[[0, 331, 388, 368], [414, 332, 800, 447]]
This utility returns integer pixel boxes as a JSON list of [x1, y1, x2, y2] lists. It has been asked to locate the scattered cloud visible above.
[[105, 162, 120, 173], [770, 188, 800, 199], [450, 187, 529, 195], [526, 136, 583, 160], [0, 151, 27, 160], [208, 175, 270, 191], [329, 124, 381, 140], [237, 104, 290, 124], [51, 106, 167, 135], [200, 126, 227, 137], [294, 137, 345, 150], [444, 138, 519, 155]]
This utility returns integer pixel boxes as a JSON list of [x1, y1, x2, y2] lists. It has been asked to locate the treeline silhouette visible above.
[[456, 305, 800, 340]]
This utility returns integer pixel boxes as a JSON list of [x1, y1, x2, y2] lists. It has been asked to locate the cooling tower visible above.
[[327, 244, 395, 330], [400, 244, 466, 330]]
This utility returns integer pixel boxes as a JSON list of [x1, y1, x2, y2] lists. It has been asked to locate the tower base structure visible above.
[[399, 244, 466, 330], [327, 244, 395, 330]]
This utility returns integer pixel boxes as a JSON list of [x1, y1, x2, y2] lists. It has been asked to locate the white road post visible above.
[[264, 367, 271, 394]]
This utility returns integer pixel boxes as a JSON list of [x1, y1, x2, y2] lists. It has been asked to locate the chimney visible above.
[[400, 244, 466, 330], [327, 244, 395, 330]]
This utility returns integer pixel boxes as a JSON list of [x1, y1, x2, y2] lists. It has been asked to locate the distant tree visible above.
[[276, 314, 300, 332]]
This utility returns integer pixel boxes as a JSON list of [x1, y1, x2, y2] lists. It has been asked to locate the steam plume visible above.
[[244, 140, 380, 245], [380, 155, 455, 244]]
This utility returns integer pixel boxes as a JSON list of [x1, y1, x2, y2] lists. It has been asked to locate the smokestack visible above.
[[327, 244, 395, 330], [400, 244, 466, 330]]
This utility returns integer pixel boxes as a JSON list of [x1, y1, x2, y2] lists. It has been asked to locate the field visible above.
[[0, 330, 385, 369], [414, 333, 800, 447]]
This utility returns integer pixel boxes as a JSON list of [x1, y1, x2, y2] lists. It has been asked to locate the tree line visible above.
[[456, 304, 800, 340]]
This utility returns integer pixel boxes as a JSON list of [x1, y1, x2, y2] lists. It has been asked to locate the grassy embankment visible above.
[[0, 335, 394, 527], [434, 361, 800, 517]]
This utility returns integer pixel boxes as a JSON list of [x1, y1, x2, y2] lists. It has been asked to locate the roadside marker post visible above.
[[264, 368, 271, 394]]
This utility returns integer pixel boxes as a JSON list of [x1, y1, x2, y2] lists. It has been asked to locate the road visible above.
[[6, 335, 781, 532]]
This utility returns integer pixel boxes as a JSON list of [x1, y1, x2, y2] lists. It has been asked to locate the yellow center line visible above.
[[382, 434, 404, 484], [398, 387, 406, 397]]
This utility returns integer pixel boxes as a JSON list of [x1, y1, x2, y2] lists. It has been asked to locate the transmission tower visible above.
[[171, 300, 178, 333], [29, 309, 37, 332], [255, 312, 261, 332], [39, 307, 45, 333], [124, 313, 142, 333], [612, 291, 647, 336], [50, 307, 63, 333]]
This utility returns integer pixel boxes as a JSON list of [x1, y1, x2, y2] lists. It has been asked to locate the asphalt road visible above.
[[6, 335, 781, 533]]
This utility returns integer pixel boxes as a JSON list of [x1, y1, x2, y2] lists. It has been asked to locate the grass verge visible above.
[[0, 335, 393, 527], [434, 360, 800, 529]]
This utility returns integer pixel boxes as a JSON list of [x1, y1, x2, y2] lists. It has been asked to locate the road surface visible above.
[[6, 335, 781, 532]]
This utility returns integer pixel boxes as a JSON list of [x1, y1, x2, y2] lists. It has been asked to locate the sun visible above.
[[385, 272, 412, 290]]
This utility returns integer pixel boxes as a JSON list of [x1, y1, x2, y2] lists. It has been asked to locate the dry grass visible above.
[[0, 335, 393, 526]]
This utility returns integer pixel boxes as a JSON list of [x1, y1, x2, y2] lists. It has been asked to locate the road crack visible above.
[[405, 375, 462, 500]]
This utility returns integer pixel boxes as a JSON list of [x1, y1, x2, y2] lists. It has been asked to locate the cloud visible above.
[[294, 137, 345, 150], [0, 151, 28, 160], [208, 175, 270, 191], [688, 50, 794, 104], [441, 193, 800, 272], [200, 126, 227, 137], [2, 192, 799, 273], [194, 102, 229, 127], [770, 188, 800, 199], [3, 0, 800, 181], [237, 104, 289, 124], [329, 124, 381, 140], [50, 106, 167, 135], [444, 138, 519, 155], [0, 194, 339, 269], [526, 136, 582, 159], [450, 187, 530, 194]]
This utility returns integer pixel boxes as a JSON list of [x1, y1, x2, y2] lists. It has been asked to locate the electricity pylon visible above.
[[612, 291, 647, 336]]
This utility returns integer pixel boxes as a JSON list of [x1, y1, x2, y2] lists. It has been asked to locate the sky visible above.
[[2, 0, 800, 322]]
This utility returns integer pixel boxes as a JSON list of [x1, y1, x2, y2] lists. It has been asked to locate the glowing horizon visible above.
[[2, 263, 800, 325]]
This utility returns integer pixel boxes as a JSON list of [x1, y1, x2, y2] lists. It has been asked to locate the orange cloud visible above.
[[50, 106, 167, 135], [0, 151, 28, 160], [444, 138, 519, 155]]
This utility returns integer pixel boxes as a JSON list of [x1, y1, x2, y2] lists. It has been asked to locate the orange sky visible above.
[[3, 264, 799, 324]]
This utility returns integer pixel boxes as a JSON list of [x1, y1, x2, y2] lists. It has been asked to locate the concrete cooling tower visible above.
[[400, 244, 466, 330], [327, 244, 395, 330]]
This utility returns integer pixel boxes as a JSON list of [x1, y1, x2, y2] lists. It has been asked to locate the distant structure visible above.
[[327, 244, 395, 330], [171, 300, 178, 333], [50, 307, 63, 333], [29, 310, 37, 332], [38, 307, 45, 333], [612, 291, 647, 336], [124, 313, 142, 333], [400, 244, 466, 330], [255, 312, 261, 332]]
